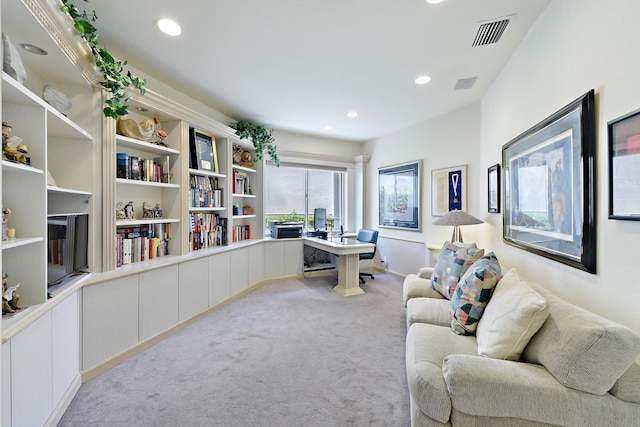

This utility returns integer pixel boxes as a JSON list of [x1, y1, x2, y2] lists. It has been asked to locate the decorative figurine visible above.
[[152, 203, 163, 218], [2, 272, 22, 314], [241, 150, 254, 168], [124, 201, 135, 219], [142, 202, 153, 218], [2, 121, 29, 164], [2, 207, 10, 241], [116, 202, 126, 219], [116, 116, 155, 141]]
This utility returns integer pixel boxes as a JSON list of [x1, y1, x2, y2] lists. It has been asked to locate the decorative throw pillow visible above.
[[450, 252, 502, 335], [431, 241, 484, 299], [2, 32, 27, 84], [476, 269, 549, 360]]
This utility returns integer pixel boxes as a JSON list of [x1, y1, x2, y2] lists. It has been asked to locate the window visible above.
[[264, 162, 345, 234]]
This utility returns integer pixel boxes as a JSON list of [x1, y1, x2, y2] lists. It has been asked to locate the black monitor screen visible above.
[[314, 208, 326, 230]]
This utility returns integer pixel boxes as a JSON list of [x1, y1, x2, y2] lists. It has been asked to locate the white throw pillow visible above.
[[476, 268, 549, 361]]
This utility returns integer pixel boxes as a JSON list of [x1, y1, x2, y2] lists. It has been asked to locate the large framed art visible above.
[[608, 109, 640, 220], [431, 164, 466, 216], [378, 161, 421, 230], [502, 90, 596, 273]]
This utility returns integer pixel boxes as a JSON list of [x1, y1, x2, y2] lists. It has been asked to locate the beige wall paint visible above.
[[481, 0, 640, 331]]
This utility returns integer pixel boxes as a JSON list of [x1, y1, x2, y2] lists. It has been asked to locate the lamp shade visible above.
[[433, 209, 483, 242]]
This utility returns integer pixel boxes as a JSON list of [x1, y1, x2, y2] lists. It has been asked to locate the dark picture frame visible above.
[[488, 163, 500, 213], [378, 161, 421, 230], [502, 90, 596, 273], [431, 164, 466, 216], [190, 128, 218, 173], [607, 109, 640, 220]]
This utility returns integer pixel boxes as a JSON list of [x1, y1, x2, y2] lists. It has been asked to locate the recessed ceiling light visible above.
[[324, 125, 333, 131], [20, 43, 47, 55], [415, 75, 432, 85], [426, 0, 446, 4], [136, 107, 149, 112], [347, 111, 358, 118], [157, 18, 182, 36]]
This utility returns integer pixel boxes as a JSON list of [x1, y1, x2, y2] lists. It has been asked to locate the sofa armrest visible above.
[[443, 354, 640, 426], [418, 267, 434, 279]]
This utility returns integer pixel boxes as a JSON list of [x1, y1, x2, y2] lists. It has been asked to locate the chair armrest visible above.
[[418, 267, 434, 279], [443, 354, 636, 425]]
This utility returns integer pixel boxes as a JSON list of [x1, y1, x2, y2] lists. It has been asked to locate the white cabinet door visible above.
[[3, 341, 12, 427], [230, 247, 249, 295], [284, 240, 303, 276], [11, 312, 53, 427], [82, 275, 139, 369], [209, 251, 231, 306], [263, 241, 285, 279], [52, 292, 80, 407], [178, 259, 208, 321], [139, 265, 179, 341], [248, 243, 264, 286]]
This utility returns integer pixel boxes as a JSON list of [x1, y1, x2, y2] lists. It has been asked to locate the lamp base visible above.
[[451, 226, 463, 243]]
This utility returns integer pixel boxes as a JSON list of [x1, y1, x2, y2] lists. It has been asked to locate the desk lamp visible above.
[[433, 209, 483, 243]]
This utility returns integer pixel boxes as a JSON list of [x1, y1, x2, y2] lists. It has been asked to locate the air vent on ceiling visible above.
[[472, 16, 512, 47], [454, 77, 477, 91]]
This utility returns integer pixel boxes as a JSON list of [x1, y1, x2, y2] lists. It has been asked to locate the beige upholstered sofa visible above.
[[403, 263, 640, 426]]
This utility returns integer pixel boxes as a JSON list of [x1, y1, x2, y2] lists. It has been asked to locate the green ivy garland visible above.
[[60, 0, 146, 119], [232, 120, 280, 167]]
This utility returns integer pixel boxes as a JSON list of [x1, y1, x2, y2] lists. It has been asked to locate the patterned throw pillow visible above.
[[450, 252, 502, 336], [430, 241, 484, 299]]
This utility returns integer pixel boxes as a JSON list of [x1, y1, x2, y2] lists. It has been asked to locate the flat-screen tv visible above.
[[47, 213, 89, 286], [314, 208, 326, 230]]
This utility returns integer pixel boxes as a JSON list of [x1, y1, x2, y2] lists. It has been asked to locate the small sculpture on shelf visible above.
[[2, 272, 22, 314], [153, 117, 168, 146], [232, 145, 243, 165], [116, 116, 155, 141], [124, 201, 135, 219], [142, 201, 153, 218], [152, 203, 163, 218], [116, 202, 126, 219], [2, 207, 10, 240], [2, 121, 29, 164], [241, 150, 254, 168]]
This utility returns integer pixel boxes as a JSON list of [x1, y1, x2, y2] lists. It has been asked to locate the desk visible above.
[[303, 236, 375, 296]]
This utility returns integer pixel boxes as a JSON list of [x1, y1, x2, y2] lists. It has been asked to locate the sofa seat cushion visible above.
[[403, 273, 445, 306], [476, 268, 549, 361], [406, 323, 477, 423], [444, 353, 640, 426], [450, 252, 502, 336], [406, 297, 451, 328], [609, 358, 640, 404], [431, 241, 484, 299], [522, 290, 640, 395]]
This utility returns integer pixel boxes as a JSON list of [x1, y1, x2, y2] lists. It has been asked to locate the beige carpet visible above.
[[59, 273, 410, 426]]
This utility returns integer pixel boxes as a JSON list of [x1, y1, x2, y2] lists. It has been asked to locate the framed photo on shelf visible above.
[[378, 161, 421, 230], [190, 128, 218, 173], [607, 108, 640, 220], [487, 163, 500, 213], [431, 164, 466, 216], [502, 90, 596, 273]]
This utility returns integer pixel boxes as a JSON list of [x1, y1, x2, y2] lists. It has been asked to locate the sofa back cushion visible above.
[[522, 290, 640, 395], [449, 252, 502, 336], [476, 269, 549, 361], [609, 359, 640, 404], [431, 241, 484, 299]]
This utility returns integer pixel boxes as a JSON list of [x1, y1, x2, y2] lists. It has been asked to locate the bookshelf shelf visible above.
[[1, 160, 44, 175], [189, 168, 226, 179], [1, 237, 44, 250], [116, 178, 180, 189], [232, 214, 257, 219], [116, 218, 180, 227], [189, 207, 226, 212], [116, 135, 180, 155], [232, 164, 257, 173], [47, 186, 92, 196]]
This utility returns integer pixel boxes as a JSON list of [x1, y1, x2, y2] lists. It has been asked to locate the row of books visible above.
[[189, 175, 223, 208], [189, 213, 227, 250], [115, 223, 171, 267], [117, 153, 170, 184], [231, 224, 252, 243], [232, 171, 250, 195]]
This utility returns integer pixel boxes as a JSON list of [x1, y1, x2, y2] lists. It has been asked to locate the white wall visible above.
[[363, 103, 482, 273], [481, 0, 640, 332]]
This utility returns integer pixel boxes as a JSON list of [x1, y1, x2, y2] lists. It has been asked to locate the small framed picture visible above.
[[487, 164, 500, 213], [190, 128, 218, 173], [608, 108, 640, 220]]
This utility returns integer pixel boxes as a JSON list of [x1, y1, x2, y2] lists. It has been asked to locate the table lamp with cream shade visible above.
[[433, 209, 483, 243]]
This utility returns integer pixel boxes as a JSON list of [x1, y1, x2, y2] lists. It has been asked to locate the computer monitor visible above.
[[314, 208, 326, 230]]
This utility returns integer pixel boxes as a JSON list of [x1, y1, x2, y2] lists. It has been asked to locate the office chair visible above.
[[357, 229, 379, 284]]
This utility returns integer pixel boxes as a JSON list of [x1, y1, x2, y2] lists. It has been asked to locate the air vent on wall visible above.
[[472, 16, 512, 47]]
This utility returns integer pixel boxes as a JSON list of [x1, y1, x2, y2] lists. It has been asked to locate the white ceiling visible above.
[[10, 0, 551, 142]]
